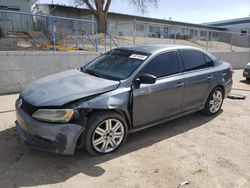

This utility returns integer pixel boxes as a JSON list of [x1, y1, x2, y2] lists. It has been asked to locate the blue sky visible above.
[[38, 0, 250, 23]]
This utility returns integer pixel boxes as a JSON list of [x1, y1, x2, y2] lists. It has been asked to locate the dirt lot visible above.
[[4, 32, 250, 53], [0, 70, 249, 188]]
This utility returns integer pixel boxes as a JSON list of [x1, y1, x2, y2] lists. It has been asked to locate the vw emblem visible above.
[[18, 99, 23, 109]]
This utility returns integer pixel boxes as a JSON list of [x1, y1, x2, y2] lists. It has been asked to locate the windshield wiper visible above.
[[83, 68, 103, 78]]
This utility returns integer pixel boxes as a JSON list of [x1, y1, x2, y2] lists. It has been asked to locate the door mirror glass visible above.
[[136, 74, 156, 84]]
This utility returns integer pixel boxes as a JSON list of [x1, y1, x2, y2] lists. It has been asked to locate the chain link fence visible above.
[[107, 19, 250, 53], [0, 10, 99, 51], [0, 10, 249, 53]]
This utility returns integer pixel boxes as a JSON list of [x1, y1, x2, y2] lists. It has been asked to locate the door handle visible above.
[[176, 82, 184, 88], [207, 75, 213, 80]]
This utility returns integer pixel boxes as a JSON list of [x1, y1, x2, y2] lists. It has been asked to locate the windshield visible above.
[[83, 49, 150, 80]]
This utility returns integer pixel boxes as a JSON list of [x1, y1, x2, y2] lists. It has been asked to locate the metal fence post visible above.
[[20, 14, 24, 32], [95, 22, 99, 52], [92, 15, 95, 35], [174, 26, 176, 44], [82, 33, 85, 50], [32, 15, 34, 31], [75, 21, 79, 49], [133, 19, 136, 45], [63, 21, 66, 46], [52, 17, 56, 51], [26, 20, 29, 33], [206, 30, 209, 51], [110, 35, 112, 50], [104, 33, 107, 52]]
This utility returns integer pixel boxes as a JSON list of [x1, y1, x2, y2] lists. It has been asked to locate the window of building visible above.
[[241, 30, 247, 36], [164, 27, 169, 33], [140, 51, 180, 78], [200, 31, 207, 37], [149, 26, 160, 33], [212, 32, 219, 38], [194, 30, 198, 36], [181, 50, 212, 71], [136, 24, 145, 32], [0, 6, 20, 11]]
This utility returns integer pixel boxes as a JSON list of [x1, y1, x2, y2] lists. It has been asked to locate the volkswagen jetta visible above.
[[15, 45, 233, 155]]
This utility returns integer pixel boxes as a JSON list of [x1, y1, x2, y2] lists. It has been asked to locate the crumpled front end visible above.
[[15, 99, 85, 155]]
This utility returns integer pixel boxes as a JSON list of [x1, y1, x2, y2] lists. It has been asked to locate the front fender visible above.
[[77, 87, 132, 127]]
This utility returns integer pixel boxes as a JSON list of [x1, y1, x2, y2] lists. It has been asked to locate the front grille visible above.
[[20, 98, 37, 115]]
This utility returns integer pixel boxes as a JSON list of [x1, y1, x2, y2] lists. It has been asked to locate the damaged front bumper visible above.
[[15, 103, 85, 155]]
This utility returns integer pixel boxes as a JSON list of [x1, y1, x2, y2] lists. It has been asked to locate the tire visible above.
[[202, 87, 224, 116], [246, 78, 250, 81], [84, 111, 128, 155]]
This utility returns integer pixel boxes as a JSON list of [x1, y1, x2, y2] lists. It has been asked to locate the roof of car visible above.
[[117, 44, 201, 54]]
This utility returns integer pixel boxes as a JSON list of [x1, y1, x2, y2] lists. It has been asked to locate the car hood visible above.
[[21, 69, 120, 106]]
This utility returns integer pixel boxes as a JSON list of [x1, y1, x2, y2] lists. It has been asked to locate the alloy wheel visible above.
[[92, 118, 125, 153], [209, 90, 223, 113]]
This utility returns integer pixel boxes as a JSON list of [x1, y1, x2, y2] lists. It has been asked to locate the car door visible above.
[[132, 51, 185, 127], [180, 50, 214, 111]]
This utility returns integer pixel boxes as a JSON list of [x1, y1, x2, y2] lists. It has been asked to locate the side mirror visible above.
[[136, 74, 156, 84]]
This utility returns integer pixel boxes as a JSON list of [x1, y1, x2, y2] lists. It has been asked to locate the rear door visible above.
[[132, 51, 185, 127], [180, 50, 214, 111]]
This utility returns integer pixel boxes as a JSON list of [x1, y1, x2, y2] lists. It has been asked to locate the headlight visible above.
[[32, 109, 75, 123]]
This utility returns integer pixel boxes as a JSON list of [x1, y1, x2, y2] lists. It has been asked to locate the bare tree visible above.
[[76, 0, 158, 33], [129, 0, 158, 14]]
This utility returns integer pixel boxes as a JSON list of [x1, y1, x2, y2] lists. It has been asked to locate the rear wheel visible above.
[[202, 87, 224, 116], [84, 111, 128, 155]]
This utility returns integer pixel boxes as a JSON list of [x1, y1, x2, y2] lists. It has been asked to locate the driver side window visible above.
[[140, 51, 180, 78]]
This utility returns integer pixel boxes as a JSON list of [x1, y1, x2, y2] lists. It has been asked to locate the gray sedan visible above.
[[15, 45, 233, 155]]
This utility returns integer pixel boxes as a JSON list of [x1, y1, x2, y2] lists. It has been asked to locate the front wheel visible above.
[[202, 87, 224, 116], [84, 111, 128, 155]]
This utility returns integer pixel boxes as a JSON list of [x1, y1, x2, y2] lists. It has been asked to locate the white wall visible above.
[[212, 52, 250, 69], [0, 51, 100, 94], [0, 51, 249, 94]]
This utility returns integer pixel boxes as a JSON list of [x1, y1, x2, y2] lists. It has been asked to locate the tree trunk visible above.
[[96, 12, 107, 33]]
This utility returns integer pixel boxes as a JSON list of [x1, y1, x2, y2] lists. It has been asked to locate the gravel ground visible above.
[[0, 70, 249, 188]]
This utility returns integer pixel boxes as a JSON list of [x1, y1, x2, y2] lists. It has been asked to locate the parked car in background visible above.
[[243, 62, 250, 80], [15, 45, 233, 155]]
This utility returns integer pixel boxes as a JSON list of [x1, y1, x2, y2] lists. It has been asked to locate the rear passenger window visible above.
[[181, 50, 212, 71], [204, 54, 214, 67], [140, 51, 179, 78]]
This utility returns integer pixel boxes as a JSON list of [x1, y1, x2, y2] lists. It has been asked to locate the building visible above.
[[0, 0, 36, 12], [206, 17, 250, 34], [206, 17, 250, 47], [1, 2, 249, 48], [33, 4, 225, 41], [0, 0, 37, 32]]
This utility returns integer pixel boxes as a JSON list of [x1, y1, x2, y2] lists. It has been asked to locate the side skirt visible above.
[[128, 106, 203, 134]]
